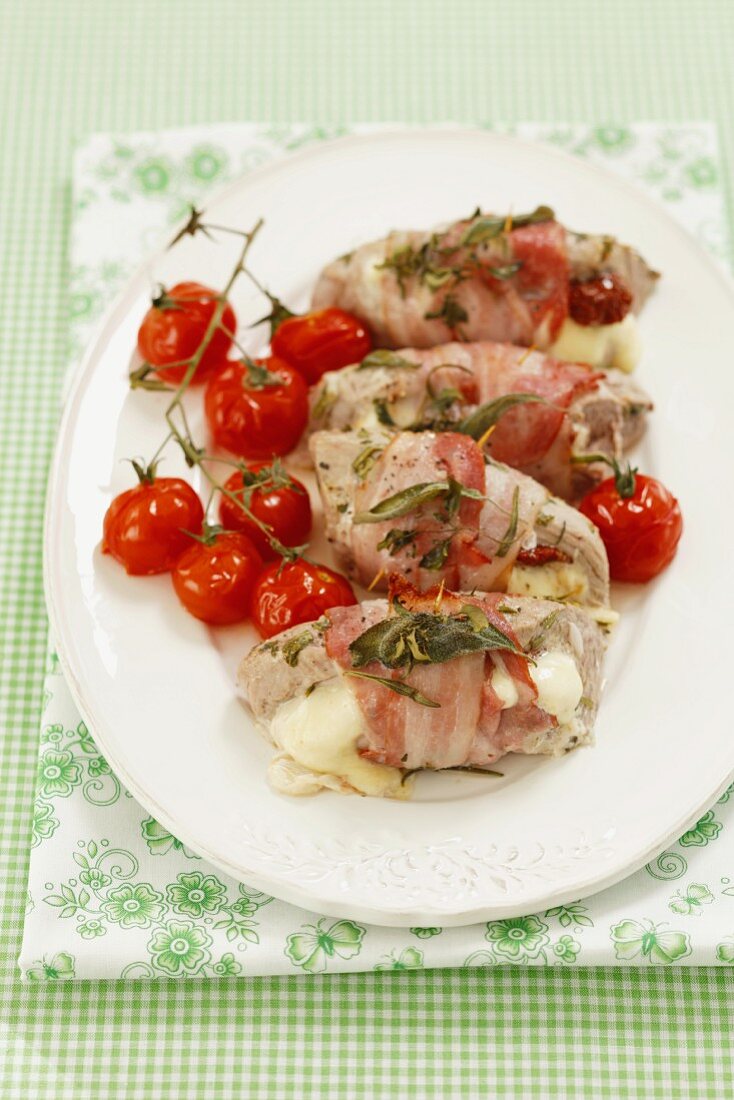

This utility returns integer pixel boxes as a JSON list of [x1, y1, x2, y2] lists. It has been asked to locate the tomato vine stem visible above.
[[132, 214, 300, 560]]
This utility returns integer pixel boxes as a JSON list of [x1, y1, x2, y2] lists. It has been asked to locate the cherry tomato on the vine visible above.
[[172, 531, 263, 625], [102, 474, 204, 575], [579, 470, 683, 583], [205, 356, 308, 460], [250, 559, 357, 638], [137, 281, 236, 385], [271, 308, 372, 385], [219, 462, 312, 559]]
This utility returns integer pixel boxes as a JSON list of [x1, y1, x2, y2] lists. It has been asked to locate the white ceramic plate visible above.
[[46, 129, 734, 927]]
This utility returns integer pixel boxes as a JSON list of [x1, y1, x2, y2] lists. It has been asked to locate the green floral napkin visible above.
[[20, 123, 734, 980]]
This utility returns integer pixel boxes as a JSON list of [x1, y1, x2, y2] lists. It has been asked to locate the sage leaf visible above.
[[281, 631, 313, 668], [312, 386, 336, 420], [357, 350, 420, 371], [425, 293, 468, 329], [495, 486, 520, 557], [527, 610, 561, 651], [354, 481, 451, 523], [352, 444, 384, 480], [376, 528, 417, 553], [354, 478, 482, 524], [458, 393, 545, 440], [460, 205, 554, 247], [346, 670, 440, 708], [349, 607, 521, 672], [419, 537, 453, 571]]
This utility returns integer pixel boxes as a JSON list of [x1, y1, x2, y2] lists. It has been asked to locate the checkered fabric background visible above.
[[1, 2, 733, 1096]]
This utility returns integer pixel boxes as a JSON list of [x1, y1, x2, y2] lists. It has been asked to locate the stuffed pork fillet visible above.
[[311, 429, 610, 608], [238, 581, 606, 798], [312, 206, 659, 372], [309, 340, 652, 501]]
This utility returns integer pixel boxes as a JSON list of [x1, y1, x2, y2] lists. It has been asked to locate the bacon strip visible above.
[[467, 344, 602, 468]]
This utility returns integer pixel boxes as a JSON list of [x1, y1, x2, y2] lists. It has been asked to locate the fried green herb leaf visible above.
[[354, 478, 482, 524], [346, 670, 440, 708], [459, 603, 489, 632], [376, 528, 417, 553], [357, 350, 420, 371], [458, 393, 545, 440], [419, 537, 453, 571], [312, 385, 336, 420], [425, 293, 469, 331], [352, 444, 384, 480], [373, 399, 397, 427], [495, 486, 520, 557], [349, 606, 521, 672], [450, 766, 504, 777], [460, 205, 554, 247], [377, 244, 426, 295], [527, 610, 561, 651], [281, 631, 313, 667], [423, 267, 456, 290]]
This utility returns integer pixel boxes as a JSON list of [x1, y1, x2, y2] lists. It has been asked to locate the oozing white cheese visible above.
[[550, 313, 640, 373], [508, 562, 588, 602], [490, 656, 519, 710], [269, 677, 404, 798], [587, 605, 620, 632], [529, 651, 584, 726]]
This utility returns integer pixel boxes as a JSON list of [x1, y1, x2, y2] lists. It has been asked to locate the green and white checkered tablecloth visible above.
[[2, 2, 734, 1096]]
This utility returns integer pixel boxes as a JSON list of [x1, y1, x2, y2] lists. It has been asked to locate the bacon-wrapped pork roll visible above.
[[312, 207, 658, 372], [311, 429, 610, 608], [238, 581, 605, 798], [309, 340, 652, 501]]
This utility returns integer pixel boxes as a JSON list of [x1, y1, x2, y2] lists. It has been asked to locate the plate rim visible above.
[[44, 127, 734, 926]]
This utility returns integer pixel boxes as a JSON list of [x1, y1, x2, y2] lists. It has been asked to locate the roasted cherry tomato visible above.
[[137, 281, 236, 384], [172, 531, 263, 625], [205, 356, 308, 460], [219, 462, 312, 559], [102, 474, 204, 575], [271, 308, 372, 385], [251, 559, 357, 638], [579, 466, 682, 583]]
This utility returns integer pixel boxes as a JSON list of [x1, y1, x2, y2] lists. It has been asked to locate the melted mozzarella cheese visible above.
[[490, 656, 519, 710], [587, 605, 620, 632], [508, 562, 588, 602], [269, 677, 404, 798], [530, 652, 583, 725], [550, 313, 640, 372]]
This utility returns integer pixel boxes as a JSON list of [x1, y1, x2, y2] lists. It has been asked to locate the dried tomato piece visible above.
[[568, 274, 633, 327], [515, 545, 572, 567]]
